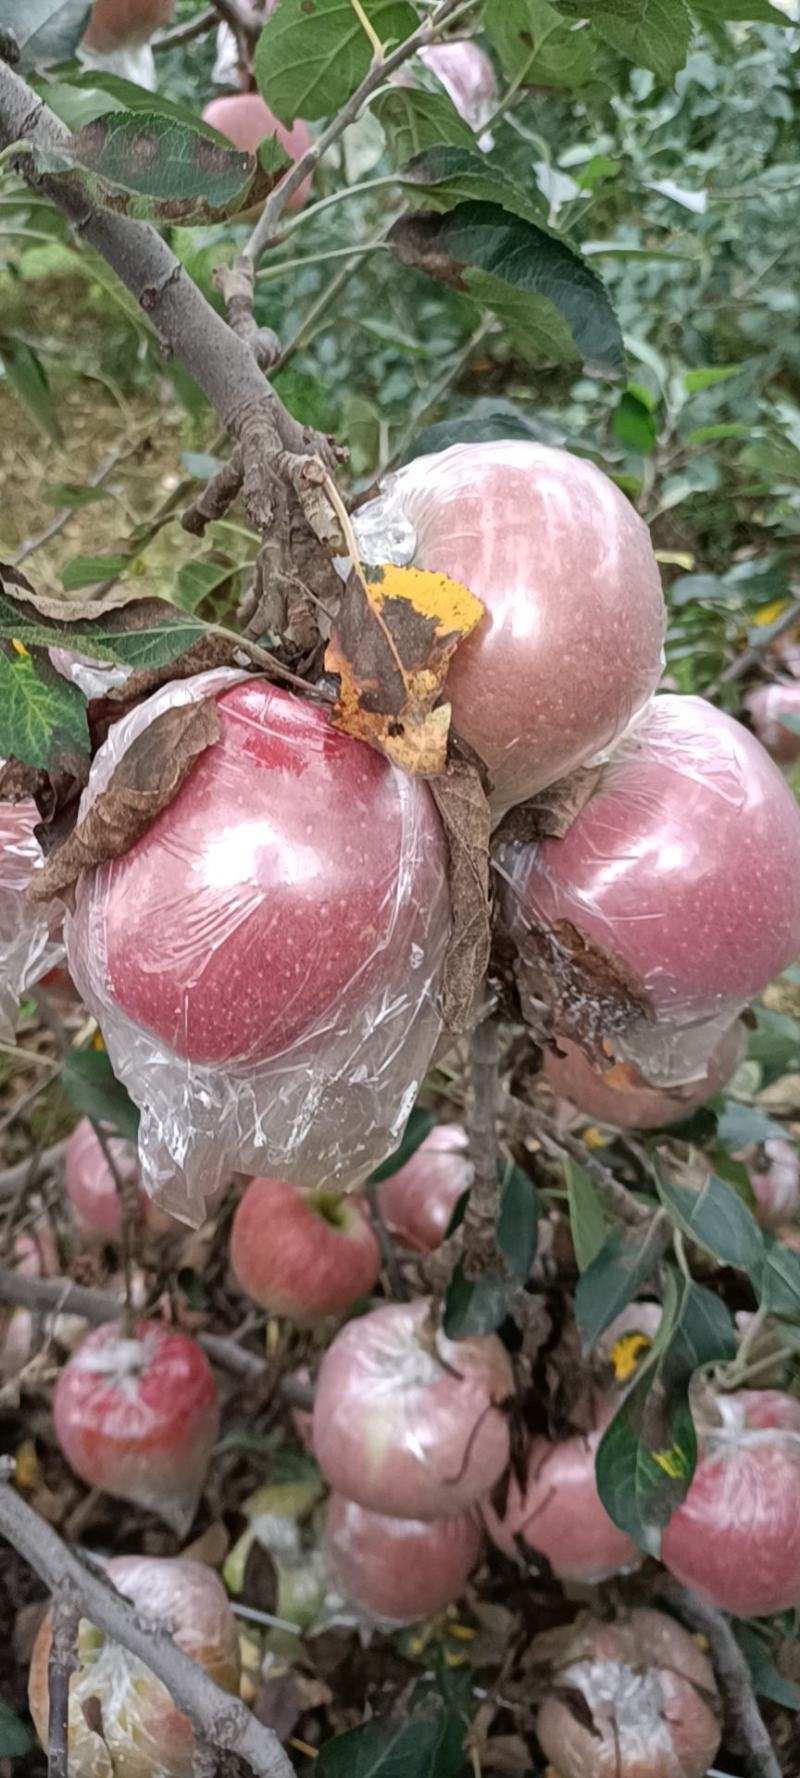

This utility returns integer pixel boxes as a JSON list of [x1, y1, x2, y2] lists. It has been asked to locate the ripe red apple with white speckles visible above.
[[325, 1493, 482, 1625], [355, 442, 665, 814], [378, 1123, 472, 1252], [483, 1399, 640, 1583], [312, 1298, 513, 1520], [29, 1555, 239, 1778], [544, 1021, 744, 1131], [230, 1175, 380, 1319], [201, 94, 313, 211], [500, 695, 800, 1085], [534, 1608, 721, 1778], [661, 1389, 800, 1616], [53, 1320, 219, 1535], [83, 0, 174, 51]]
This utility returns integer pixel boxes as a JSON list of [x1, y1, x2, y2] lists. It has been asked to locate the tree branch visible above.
[[46, 1582, 81, 1778], [245, 0, 477, 257], [655, 1576, 781, 1778], [0, 1140, 67, 1201], [498, 1090, 653, 1228], [0, 1484, 294, 1778]]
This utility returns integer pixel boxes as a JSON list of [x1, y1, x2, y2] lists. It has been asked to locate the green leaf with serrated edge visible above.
[[399, 146, 545, 229], [565, 1157, 607, 1273], [498, 1159, 539, 1281], [595, 1271, 735, 1552], [47, 69, 240, 133], [593, 0, 693, 81], [368, 1106, 436, 1184], [0, 338, 62, 445], [654, 1169, 764, 1271], [688, 0, 791, 19], [484, 0, 593, 89], [62, 1048, 140, 1143], [443, 1260, 507, 1338], [21, 114, 272, 225], [389, 202, 623, 375], [255, 0, 418, 126], [0, 1699, 33, 1758], [0, 644, 88, 770], [176, 561, 238, 615], [0, 586, 209, 674], [759, 1232, 800, 1317], [576, 1217, 669, 1350], [406, 398, 564, 462], [62, 554, 134, 591], [373, 89, 475, 163], [0, 0, 90, 67], [313, 1700, 468, 1778]]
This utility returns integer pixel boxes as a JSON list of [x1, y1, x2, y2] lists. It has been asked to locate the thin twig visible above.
[[365, 1180, 409, 1300], [46, 1582, 81, 1778], [461, 1013, 502, 1275], [712, 595, 800, 694], [153, 6, 217, 51], [10, 447, 128, 567], [655, 1575, 782, 1778], [0, 1485, 294, 1778], [381, 315, 495, 474], [245, 0, 478, 257], [0, 1139, 67, 1200], [92, 1123, 139, 1338], [498, 1090, 653, 1227]]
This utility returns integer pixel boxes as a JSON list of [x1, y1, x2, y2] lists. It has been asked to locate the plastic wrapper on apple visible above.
[[324, 1493, 482, 1628], [29, 1554, 239, 1778], [64, 669, 451, 1225], [348, 441, 665, 818], [0, 779, 65, 1040], [498, 694, 800, 1087]]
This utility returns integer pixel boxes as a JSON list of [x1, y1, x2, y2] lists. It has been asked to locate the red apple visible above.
[[355, 442, 665, 814], [751, 1137, 800, 1229], [544, 1021, 744, 1131], [0, 781, 64, 1038], [483, 1399, 640, 1583], [378, 1123, 472, 1252], [66, 674, 450, 1218], [325, 1493, 482, 1625], [65, 1117, 147, 1240], [661, 1388, 800, 1616], [29, 1554, 239, 1778], [312, 1298, 513, 1520], [53, 1319, 219, 1535], [534, 1608, 720, 1778], [746, 681, 800, 765], [230, 1176, 380, 1319], [500, 694, 800, 1085], [201, 95, 313, 212], [83, 0, 174, 52]]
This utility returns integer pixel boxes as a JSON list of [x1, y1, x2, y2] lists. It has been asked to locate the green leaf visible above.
[[593, 0, 693, 81], [255, 0, 419, 126], [44, 69, 233, 133], [176, 560, 238, 615], [62, 554, 133, 591], [0, 584, 209, 674], [655, 1169, 764, 1271], [613, 388, 658, 453], [0, 0, 90, 69], [443, 1260, 507, 1338], [0, 644, 88, 771], [595, 1272, 735, 1552], [688, 0, 792, 19], [0, 337, 62, 444], [683, 363, 744, 392], [399, 146, 545, 228], [565, 1157, 607, 1273], [313, 1701, 469, 1778], [368, 1107, 436, 1184], [576, 1217, 669, 1349], [62, 1047, 140, 1143], [23, 114, 271, 226], [43, 481, 114, 509], [484, 0, 594, 88], [389, 202, 624, 375], [759, 1232, 800, 1317], [0, 1699, 33, 1758], [498, 1159, 540, 1281], [735, 1625, 800, 1709], [684, 422, 750, 444], [406, 397, 563, 461], [373, 88, 475, 163], [716, 1100, 786, 1147]]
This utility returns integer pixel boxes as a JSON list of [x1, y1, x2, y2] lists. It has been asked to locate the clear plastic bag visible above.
[[349, 441, 665, 816], [0, 781, 65, 1040], [29, 1555, 240, 1778], [65, 670, 451, 1223], [498, 694, 800, 1086]]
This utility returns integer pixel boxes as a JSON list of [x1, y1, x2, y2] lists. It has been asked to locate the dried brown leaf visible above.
[[513, 915, 654, 1066], [495, 763, 603, 845], [31, 697, 220, 904], [431, 760, 492, 1035]]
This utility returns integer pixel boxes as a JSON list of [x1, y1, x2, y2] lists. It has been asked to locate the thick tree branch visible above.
[[655, 1576, 781, 1778], [0, 1484, 294, 1778], [47, 1583, 81, 1778], [245, 0, 477, 257]]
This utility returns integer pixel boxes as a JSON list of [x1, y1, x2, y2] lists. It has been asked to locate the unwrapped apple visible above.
[[230, 1176, 380, 1319], [483, 1399, 640, 1583], [325, 1492, 482, 1625], [544, 1021, 744, 1130], [201, 94, 313, 212], [378, 1123, 472, 1251]]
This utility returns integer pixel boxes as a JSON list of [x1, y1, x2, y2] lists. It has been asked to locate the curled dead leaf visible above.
[[30, 697, 220, 906], [494, 763, 603, 845], [430, 760, 491, 1035], [325, 561, 484, 776], [512, 915, 654, 1066]]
